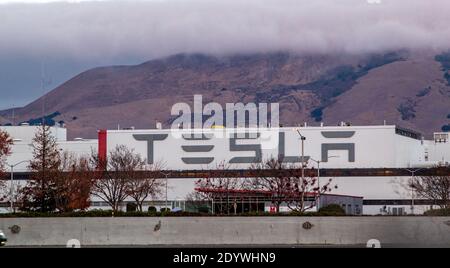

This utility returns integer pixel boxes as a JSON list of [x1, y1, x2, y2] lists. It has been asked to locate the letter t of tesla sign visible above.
[[133, 134, 169, 164]]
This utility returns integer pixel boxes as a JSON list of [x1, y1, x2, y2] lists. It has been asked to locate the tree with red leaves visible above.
[[53, 152, 94, 212]]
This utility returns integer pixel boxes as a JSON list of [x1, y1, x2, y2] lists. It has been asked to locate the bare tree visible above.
[[126, 161, 165, 212], [0, 129, 13, 174], [246, 158, 289, 212], [246, 158, 335, 213], [3, 183, 24, 213], [0, 130, 13, 201], [410, 168, 450, 209], [284, 170, 334, 213], [91, 145, 146, 212], [191, 162, 242, 214]]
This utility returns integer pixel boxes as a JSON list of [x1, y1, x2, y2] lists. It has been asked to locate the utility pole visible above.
[[41, 61, 46, 123], [11, 106, 15, 126], [40, 60, 52, 124]]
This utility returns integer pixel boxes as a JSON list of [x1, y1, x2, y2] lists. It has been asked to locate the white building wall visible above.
[[1, 125, 97, 172], [1, 125, 449, 215], [0, 125, 67, 143], [424, 136, 450, 166], [393, 135, 425, 167], [58, 140, 98, 159], [106, 125, 427, 170], [102, 125, 449, 215], [3, 140, 98, 173]]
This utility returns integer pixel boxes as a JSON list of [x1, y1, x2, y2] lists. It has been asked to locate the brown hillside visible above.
[[2, 51, 449, 139]]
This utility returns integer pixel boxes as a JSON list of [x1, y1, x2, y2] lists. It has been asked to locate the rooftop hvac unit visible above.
[[434, 133, 449, 143], [438, 161, 450, 167]]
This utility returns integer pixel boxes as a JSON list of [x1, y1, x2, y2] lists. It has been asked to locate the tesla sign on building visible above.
[[101, 125, 429, 170]]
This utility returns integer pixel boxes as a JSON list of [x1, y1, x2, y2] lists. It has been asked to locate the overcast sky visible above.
[[0, 0, 449, 110]]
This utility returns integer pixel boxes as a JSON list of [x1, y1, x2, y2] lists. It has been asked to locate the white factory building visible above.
[[1, 124, 449, 215]]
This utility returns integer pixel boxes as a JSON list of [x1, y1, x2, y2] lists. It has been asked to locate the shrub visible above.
[[148, 206, 157, 213], [160, 207, 170, 213], [318, 204, 346, 216], [435, 52, 450, 85], [442, 125, 450, 132], [424, 208, 450, 216], [126, 203, 137, 212], [197, 206, 210, 213], [310, 107, 323, 122], [445, 72, 450, 85], [416, 87, 431, 97], [397, 100, 416, 121], [0, 210, 209, 218]]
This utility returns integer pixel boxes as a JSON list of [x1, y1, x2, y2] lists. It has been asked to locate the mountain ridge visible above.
[[1, 51, 449, 139]]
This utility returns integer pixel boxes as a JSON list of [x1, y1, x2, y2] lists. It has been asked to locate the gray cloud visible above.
[[1, 0, 449, 61]]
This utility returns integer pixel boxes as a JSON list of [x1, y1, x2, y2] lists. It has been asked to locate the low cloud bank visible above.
[[0, 0, 449, 60]]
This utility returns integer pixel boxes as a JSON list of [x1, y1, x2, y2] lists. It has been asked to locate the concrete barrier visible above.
[[1, 217, 450, 247]]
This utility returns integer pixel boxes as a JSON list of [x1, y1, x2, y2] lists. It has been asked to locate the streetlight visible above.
[[295, 130, 308, 214], [296, 130, 306, 183], [160, 171, 171, 211], [405, 168, 424, 215], [6, 160, 29, 213], [309, 156, 339, 209]]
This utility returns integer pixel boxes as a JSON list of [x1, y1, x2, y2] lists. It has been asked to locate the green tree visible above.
[[20, 124, 61, 212]]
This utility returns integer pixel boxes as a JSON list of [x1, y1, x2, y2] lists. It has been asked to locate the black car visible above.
[[0, 230, 7, 246]]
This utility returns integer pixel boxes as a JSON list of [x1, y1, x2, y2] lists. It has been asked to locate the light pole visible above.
[[160, 171, 170, 210], [296, 130, 306, 183], [405, 168, 424, 215], [309, 156, 339, 209], [7, 160, 29, 213], [295, 130, 307, 212]]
